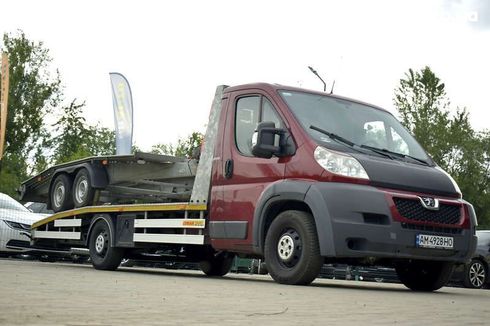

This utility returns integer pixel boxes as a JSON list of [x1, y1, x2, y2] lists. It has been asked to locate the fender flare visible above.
[[252, 180, 336, 257]]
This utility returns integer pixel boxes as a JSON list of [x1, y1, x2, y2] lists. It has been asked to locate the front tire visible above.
[[199, 252, 234, 276], [264, 210, 323, 285], [50, 174, 73, 212], [89, 219, 124, 270], [463, 259, 487, 289], [395, 260, 454, 291], [73, 168, 95, 208]]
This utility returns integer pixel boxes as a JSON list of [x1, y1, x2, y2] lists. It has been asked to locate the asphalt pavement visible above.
[[0, 259, 489, 325]]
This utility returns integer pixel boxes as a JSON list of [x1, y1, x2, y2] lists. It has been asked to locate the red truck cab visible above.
[[209, 83, 477, 289], [27, 83, 478, 291]]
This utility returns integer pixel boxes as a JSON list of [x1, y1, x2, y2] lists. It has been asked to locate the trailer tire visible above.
[[199, 252, 234, 276], [264, 210, 323, 285], [50, 174, 74, 212], [395, 260, 454, 292], [89, 219, 124, 270], [73, 168, 95, 208]]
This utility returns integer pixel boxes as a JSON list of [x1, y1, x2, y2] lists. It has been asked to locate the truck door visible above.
[[211, 90, 287, 252]]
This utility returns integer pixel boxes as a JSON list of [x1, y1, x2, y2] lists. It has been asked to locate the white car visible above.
[[0, 193, 48, 255]]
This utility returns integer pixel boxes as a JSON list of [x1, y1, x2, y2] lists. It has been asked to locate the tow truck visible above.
[[23, 84, 478, 290]]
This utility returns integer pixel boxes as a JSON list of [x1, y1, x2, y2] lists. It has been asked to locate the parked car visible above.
[[0, 193, 48, 255], [451, 230, 490, 289]]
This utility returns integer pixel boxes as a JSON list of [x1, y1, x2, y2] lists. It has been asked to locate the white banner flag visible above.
[[109, 72, 133, 155]]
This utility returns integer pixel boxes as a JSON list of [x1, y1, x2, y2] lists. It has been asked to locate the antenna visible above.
[[330, 80, 335, 94], [308, 66, 326, 92]]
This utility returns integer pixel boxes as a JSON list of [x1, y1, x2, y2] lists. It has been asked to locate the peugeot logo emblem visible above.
[[419, 196, 440, 210]]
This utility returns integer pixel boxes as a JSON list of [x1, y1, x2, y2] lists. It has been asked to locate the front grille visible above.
[[6, 240, 30, 248], [393, 197, 461, 225], [401, 223, 463, 234]]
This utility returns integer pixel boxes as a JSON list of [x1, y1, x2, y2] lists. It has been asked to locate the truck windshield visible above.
[[279, 90, 429, 162]]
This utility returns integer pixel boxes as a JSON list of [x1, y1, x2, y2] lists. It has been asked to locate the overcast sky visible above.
[[1, 0, 489, 150]]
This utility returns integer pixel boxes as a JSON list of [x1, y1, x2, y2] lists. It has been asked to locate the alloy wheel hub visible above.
[[469, 262, 485, 288]]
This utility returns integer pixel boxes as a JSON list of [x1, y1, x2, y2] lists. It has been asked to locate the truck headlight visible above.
[[314, 146, 369, 179]]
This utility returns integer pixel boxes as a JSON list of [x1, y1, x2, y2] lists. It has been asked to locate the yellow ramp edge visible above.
[[32, 202, 207, 229]]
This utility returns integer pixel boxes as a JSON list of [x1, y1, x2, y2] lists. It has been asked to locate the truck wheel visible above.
[[89, 219, 124, 270], [264, 210, 323, 285], [395, 260, 454, 291], [199, 252, 234, 276], [73, 168, 95, 207], [50, 174, 74, 212], [463, 259, 487, 289]]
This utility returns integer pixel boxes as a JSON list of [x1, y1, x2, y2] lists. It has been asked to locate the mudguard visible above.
[[252, 180, 336, 257]]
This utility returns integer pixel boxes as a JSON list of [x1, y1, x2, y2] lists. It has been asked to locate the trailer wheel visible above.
[[199, 252, 234, 276], [73, 168, 95, 207], [50, 174, 74, 212], [89, 219, 124, 270], [395, 260, 454, 291], [264, 210, 323, 285]]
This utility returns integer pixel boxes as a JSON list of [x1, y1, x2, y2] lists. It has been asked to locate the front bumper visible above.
[[305, 182, 478, 264]]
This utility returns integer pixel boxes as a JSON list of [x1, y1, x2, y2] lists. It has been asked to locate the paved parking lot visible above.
[[0, 259, 489, 325]]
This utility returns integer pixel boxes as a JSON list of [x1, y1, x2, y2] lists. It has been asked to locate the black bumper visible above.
[[305, 182, 478, 264]]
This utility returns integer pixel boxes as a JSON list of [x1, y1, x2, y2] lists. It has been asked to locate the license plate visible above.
[[416, 234, 454, 249]]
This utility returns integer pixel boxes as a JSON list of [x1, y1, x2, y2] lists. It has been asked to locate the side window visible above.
[[236, 96, 260, 156], [235, 96, 283, 156], [262, 98, 282, 128]]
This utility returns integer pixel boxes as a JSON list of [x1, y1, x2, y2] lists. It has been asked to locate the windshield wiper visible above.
[[309, 125, 428, 165], [310, 125, 355, 147], [360, 145, 395, 160], [361, 145, 428, 165]]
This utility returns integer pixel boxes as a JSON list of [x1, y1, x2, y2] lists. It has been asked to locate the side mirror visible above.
[[251, 122, 295, 159]]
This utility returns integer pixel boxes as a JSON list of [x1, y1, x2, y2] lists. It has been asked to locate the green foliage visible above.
[[0, 154, 28, 196], [151, 132, 204, 158], [0, 31, 115, 197], [52, 99, 115, 164], [1, 31, 61, 158], [151, 143, 175, 156], [0, 31, 62, 197], [394, 66, 490, 228]]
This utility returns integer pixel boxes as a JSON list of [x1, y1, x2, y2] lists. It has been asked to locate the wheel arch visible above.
[[252, 180, 336, 257]]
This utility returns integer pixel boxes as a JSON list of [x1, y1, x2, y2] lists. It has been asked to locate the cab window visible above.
[[235, 96, 282, 156]]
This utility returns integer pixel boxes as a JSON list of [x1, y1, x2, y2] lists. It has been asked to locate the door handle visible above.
[[224, 159, 234, 179]]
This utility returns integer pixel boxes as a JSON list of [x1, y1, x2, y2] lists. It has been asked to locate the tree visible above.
[[151, 132, 204, 158], [394, 66, 490, 228], [1, 31, 61, 158], [52, 99, 115, 164], [0, 31, 116, 197], [0, 31, 62, 196]]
